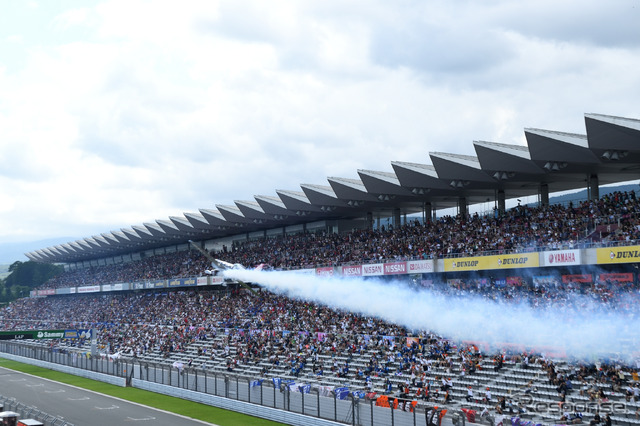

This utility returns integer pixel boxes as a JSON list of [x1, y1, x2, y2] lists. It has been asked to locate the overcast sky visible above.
[[1, 0, 639, 247]]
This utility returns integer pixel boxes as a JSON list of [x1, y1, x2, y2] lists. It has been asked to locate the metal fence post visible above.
[[352, 396, 356, 426], [371, 399, 374, 426], [391, 404, 395, 426], [287, 386, 290, 411]]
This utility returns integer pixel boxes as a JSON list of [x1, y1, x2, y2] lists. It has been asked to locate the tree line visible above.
[[0, 261, 63, 303]]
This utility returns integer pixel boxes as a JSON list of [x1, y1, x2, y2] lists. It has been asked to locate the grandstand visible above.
[[2, 112, 640, 425]]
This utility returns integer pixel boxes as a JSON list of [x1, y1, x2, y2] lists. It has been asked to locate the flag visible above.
[[299, 384, 311, 394], [461, 408, 476, 423], [250, 379, 263, 388], [272, 378, 281, 388], [334, 387, 350, 400]]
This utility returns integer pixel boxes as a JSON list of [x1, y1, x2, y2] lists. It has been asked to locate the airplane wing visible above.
[[188, 240, 258, 294]]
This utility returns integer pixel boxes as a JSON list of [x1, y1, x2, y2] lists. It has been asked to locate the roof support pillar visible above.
[[540, 183, 549, 207], [393, 208, 401, 228], [458, 197, 468, 219], [424, 202, 432, 223], [497, 190, 506, 214], [366, 212, 373, 229], [588, 174, 599, 201]]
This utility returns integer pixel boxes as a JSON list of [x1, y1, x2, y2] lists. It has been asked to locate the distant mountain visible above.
[[0, 264, 9, 280], [0, 237, 76, 264]]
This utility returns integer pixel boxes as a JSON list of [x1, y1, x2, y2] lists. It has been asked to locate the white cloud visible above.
[[0, 0, 639, 245], [51, 8, 92, 30]]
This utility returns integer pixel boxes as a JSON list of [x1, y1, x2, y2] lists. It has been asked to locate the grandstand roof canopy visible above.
[[27, 113, 640, 264]]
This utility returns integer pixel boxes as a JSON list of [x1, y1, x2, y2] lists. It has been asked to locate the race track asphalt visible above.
[[0, 366, 218, 426]]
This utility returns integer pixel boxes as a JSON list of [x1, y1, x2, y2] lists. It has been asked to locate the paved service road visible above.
[[0, 366, 217, 426]]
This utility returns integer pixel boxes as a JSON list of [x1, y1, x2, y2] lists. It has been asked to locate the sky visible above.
[[1, 0, 640, 251]]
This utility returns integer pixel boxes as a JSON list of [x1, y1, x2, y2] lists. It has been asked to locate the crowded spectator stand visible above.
[[3, 191, 640, 425]]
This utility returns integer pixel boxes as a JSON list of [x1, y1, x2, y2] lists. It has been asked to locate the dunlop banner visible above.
[[596, 245, 640, 264], [444, 253, 539, 272]]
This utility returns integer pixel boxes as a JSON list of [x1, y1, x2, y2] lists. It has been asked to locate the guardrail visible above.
[[0, 341, 458, 426], [0, 394, 74, 426]]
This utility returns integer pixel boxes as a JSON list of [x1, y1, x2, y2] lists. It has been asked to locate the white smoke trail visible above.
[[225, 269, 640, 361]]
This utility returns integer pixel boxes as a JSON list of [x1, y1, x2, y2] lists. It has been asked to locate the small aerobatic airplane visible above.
[[205, 259, 271, 276], [189, 241, 268, 294], [204, 258, 244, 276]]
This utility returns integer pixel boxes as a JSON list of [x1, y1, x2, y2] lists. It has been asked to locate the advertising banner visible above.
[[77, 285, 100, 293], [1, 330, 64, 340], [362, 263, 384, 276], [444, 253, 539, 272], [0, 331, 32, 340], [407, 259, 434, 274], [37, 289, 55, 296], [197, 276, 224, 286], [598, 272, 634, 283], [596, 245, 640, 264], [182, 278, 197, 287], [383, 261, 407, 275], [341, 265, 362, 277], [35, 330, 66, 339], [315, 267, 334, 276], [63, 329, 92, 339], [506, 277, 525, 286], [562, 274, 592, 283], [542, 249, 581, 267], [168, 279, 182, 287]]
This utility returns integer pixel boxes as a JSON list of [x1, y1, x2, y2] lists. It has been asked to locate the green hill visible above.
[[0, 264, 9, 280]]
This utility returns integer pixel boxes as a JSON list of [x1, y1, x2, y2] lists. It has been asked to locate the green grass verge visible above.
[[0, 357, 286, 426]]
